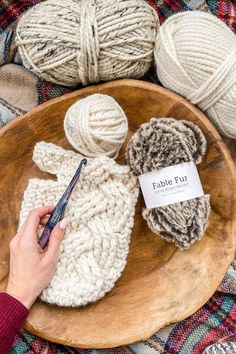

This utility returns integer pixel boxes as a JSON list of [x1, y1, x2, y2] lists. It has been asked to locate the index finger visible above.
[[23, 206, 54, 241]]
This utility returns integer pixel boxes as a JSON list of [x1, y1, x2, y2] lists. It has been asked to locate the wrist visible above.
[[6, 284, 36, 309]]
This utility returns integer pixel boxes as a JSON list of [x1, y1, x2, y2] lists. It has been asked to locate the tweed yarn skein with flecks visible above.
[[64, 94, 128, 158], [15, 0, 159, 87], [19, 142, 138, 307], [126, 118, 211, 250], [154, 11, 236, 138]]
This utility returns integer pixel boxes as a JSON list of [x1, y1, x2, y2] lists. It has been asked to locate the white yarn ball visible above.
[[154, 11, 236, 138], [64, 94, 128, 158], [15, 0, 159, 87]]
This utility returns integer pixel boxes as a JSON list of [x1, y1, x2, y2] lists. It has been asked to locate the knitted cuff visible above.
[[0, 292, 29, 324], [0, 292, 29, 354]]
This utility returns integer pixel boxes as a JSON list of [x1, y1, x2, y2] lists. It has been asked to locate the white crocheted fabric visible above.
[[19, 141, 138, 307]]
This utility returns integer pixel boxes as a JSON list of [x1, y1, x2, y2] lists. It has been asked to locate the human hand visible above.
[[6, 206, 68, 309]]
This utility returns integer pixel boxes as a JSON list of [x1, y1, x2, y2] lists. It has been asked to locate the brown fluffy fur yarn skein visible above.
[[126, 118, 211, 249]]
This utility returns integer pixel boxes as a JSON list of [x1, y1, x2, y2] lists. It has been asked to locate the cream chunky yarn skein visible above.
[[154, 11, 236, 138], [64, 94, 128, 158], [15, 0, 159, 87], [126, 118, 211, 250], [19, 142, 138, 307]]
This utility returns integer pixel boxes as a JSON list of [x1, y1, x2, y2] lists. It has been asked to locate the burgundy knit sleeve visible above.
[[0, 292, 29, 354]]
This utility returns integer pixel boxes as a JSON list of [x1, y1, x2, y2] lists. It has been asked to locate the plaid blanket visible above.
[[0, 1, 236, 353]]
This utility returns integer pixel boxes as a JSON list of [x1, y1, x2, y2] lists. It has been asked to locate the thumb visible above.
[[46, 218, 68, 259]]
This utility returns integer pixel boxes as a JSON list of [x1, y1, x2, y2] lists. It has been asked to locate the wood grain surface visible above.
[[0, 79, 236, 348]]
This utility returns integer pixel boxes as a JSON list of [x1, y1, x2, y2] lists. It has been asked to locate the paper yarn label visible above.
[[138, 161, 204, 208]]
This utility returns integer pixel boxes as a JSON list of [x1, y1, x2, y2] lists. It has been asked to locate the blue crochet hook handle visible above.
[[38, 158, 87, 249]]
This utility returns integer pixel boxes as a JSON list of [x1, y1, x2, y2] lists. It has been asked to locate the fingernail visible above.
[[60, 218, 69, 229]]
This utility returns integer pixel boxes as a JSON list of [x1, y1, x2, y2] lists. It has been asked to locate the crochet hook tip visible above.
[[81, 158, 87, 166]]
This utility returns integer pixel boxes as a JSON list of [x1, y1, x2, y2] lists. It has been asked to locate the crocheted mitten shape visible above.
[[19, 141, 138, 307], [126, 118, 211, 250]]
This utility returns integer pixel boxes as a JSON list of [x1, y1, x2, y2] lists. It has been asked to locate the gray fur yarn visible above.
[[126, 118, 211, 249]]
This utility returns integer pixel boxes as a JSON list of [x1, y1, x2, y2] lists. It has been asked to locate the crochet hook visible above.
[[38, 158, 87, 249]]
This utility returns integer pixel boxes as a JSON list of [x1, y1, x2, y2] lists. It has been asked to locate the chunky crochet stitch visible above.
[[15, 0, 159, 87], [64, 94, 128, 158], [126, 118, 211, 249], [19, 142, 138, 307], [154, 11, 236, 138], [203, 343, 236, 354]]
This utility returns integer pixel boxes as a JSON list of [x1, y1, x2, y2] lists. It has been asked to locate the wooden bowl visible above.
[[0, 79, 236, 348]]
